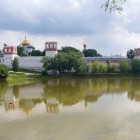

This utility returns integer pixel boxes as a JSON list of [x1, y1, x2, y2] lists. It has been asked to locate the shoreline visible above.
[[3, 72, 140, 80]]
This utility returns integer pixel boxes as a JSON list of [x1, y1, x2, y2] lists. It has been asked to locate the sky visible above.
[[0, 0, 140, 56]]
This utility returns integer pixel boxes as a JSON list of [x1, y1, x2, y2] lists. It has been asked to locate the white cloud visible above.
[[0, 0, 140, 56]]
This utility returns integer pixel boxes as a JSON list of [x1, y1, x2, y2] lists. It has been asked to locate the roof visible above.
[[27, 45, 35, 49]]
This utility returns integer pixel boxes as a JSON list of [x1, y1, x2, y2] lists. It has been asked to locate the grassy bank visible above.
[[6, 72, 140, 81], [8, 72, 43, 79]]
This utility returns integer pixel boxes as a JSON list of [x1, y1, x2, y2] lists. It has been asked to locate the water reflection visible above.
[[0, 77, 140, 115]]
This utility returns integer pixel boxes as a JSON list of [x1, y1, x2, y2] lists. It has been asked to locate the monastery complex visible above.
[[1, 36, 140, 71], [0, 37, 58, 71]]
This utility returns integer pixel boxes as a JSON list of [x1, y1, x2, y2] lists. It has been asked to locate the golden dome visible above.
[[22, 36, 30, 46]]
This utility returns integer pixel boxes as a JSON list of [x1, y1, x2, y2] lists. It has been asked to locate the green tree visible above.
[[55, 52, 66, 73], [42, 50, 45, 56], [91, 61, 100, 73], [99, 64, 108, 73], [42, 57, 52, 71], [131, 59, 140, 74], [42, 51, 85, 74], [102, 0, 126, 12], [77, 61, 90, 74], [83, 49, 102, 57], [30, 50, 42, 56], [0, 64, 9, 78], [119, 60, 129, 73], [12, 57, 19, 72], [107, 62, 116, 73], [127, 49, 134, 60], [17, 47, 27, 56], [59, 46, 80, 53]]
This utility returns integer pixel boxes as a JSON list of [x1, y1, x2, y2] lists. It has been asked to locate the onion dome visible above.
[[22, 36, 30, 46]]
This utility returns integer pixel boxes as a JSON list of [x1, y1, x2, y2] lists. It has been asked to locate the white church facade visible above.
[[0, 41, 58, 71]]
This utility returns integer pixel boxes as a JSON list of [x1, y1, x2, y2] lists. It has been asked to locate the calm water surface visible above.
[[0, 77, 140, 140]]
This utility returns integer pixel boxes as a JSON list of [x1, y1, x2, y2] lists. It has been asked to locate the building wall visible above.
[[18, 56, 43, 71], [3, 54, 17, 68], [0, 54, 43, 71], [134, 48, 140, 57], [45, 51, 57, 58]]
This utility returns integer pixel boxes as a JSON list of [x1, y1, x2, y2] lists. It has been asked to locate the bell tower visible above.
[[3, 45, 17, 67], [45, 41, 58, 57]]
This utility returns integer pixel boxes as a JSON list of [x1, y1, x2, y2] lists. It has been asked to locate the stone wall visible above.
[[17, 56, 43, 71]]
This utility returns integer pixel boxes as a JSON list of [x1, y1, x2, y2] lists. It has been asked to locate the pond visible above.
[[0, 77, 140, 140]]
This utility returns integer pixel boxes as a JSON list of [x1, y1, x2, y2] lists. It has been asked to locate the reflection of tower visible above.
[[4, 92, 19, 111], [22, 100, 33, 117], [46, 98, 59, 113], [45, 41, 58, 57]]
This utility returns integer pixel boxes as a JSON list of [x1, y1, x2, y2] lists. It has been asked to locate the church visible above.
[[0, 37, 58, 71], [17, 36, 35, 55]]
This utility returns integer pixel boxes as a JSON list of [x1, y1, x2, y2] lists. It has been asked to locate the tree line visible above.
[[1, 47, 140, 78]]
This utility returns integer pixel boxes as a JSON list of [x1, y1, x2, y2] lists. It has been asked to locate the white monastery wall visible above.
[[0, 41, 58, 71], [3, 54, 17, 68], [0, 55, 44, 71], [17, 56, 43, 71], [45, 51, 57, 58]]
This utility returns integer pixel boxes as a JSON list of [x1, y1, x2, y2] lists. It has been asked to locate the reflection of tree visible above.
[[2, 77, 140, 114], [19, 100, 34, 116], [0, 80, 8, 97], [13, 86, 20, 98], [42, 78, 87, 106], [42, 77, 139, 106], [89, 78, 132, 95], [127, 78, 140, 101]]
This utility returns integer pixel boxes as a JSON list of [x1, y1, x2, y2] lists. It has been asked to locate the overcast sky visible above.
[[0, 0, 140, 56]]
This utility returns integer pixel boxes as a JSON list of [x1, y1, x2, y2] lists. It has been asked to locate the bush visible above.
[[0, 65, 9, 78], [77, 63, 90, 74], [98, 64, 108, 73], [107, 63, 116, 73], [12, 57, 19, 72], [131, 59, 140, 74], [91, 61, 100, 73], [119, 60, 129, 73], [42, 70, 48, 75]]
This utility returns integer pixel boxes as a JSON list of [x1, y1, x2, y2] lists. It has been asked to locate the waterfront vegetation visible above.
[[1, 58, 140, 80], [0, 64, 9, 79], [1, 46, 140, 79]]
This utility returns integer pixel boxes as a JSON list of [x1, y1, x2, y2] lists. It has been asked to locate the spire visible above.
[[83, 42, 86, 50]]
